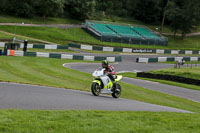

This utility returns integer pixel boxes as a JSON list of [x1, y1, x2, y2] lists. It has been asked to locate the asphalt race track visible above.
[[63, 53, 200, 103], [0, 53, 198, 112], [122, 77, 200, 103], [64, 62, 200, 103], [0, 82, 191, 112]]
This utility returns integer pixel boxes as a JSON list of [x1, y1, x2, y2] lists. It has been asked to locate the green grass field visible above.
[[0, 110, 200, 133], [1, 15, 199, 33], [0, 26, 200, 50], [1, 56, 200, 113], [0, 32, 13, 39], [25, 48, 76, 53], [1, 16, 200, 132], [0, 16, 81, 24], [0, 26, 100, 45], [121, 72, 200, 91], [0, 31, 42, 43], [149, 67, 200, 80]]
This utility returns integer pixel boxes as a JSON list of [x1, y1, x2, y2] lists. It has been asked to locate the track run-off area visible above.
[[1, 52, 199, 113]]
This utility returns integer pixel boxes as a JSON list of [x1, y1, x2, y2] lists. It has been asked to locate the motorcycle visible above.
[[91, 68, 123, 98]]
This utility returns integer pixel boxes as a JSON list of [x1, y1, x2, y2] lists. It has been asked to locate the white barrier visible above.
[[61, 54, 73, 59], [81, 45, 93, 50], [103, 47, 114, 52], [36, 52, 49, 57]]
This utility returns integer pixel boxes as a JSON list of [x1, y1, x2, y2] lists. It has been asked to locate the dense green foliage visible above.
[[0, 0, 199, 23], [166, 0, 200, 38], [0, 0, 200, 39], [0, 110, 200, 133]]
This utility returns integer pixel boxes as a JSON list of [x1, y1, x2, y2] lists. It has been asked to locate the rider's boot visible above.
[[111, 81, 116, 91], [112, 81, 120, 92]]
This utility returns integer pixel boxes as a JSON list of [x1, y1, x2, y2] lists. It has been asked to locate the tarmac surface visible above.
[[63, 54, 200, 103], [0, 52, 198, 112], [0, 82, 191, 112]]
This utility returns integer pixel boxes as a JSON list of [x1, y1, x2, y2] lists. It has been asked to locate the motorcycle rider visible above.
[[101, 60, 116, 90]]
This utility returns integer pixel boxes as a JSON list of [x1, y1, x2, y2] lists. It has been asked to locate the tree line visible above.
[[0, 0, 200, 38]]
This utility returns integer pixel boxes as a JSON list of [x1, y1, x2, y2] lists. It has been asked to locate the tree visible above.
[[64, 0, 96, 20], [166, 0, 200, 39], [160, 0, 169, 33], [35, 0, 64, 18], [0, 0, 7, 14], [134, 0, 161, 24], [1, 0, 34, 18], [126, 0, 139, 17]]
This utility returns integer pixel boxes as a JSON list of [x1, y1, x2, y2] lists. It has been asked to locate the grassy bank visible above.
[[0, 56, 91, 90], [0, 26, 200, 50], [0, 16, 81, 24], [121, 72, 200, 91], [149, 67, 200, 80], [1, 15, 200, 32], [25, 48, 76, 53], [0, 110, 200, 133], [0, 26, 99, 45], [1, 56, 200, 112], [0, 31, 43, 43], [0, 32, 13, 39]]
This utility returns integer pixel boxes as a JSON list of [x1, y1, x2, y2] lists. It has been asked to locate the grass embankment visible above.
[[0, 31, 44, 43], [0, 110, 200, 133], [1, 15, 200, 33], [0, 32, 13, 39], [0, 56, 91, 90], [0, 16, 81, 24], [150, 67, 200, 80], [1, 56, 200, 112], [121, 72, 200, 91], [0, 26, 200, 50], [25, 48, 76, 53]]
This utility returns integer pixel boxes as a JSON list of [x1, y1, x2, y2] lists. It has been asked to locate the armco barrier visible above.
[[24, 52, 37, 57], [67, 43, 200, 55], [33, 44, 45, 49], [68, 43, 81, 49], [137, 57, 200, 63], [1, 42, 200, 55], [137, 72, 200, 86], [7, 50, 122, 62], [0, 42, 69, 50]]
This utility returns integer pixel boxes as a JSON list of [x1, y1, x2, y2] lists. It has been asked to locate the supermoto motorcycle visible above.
[[91, 68, 123, 98]]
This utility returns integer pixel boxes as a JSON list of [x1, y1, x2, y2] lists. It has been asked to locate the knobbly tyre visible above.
[[91, 68, 123, 98]]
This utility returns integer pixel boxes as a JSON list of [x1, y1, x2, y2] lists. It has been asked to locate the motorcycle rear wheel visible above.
[[112, 83, 121, 98], [91, 82, 101, 96]]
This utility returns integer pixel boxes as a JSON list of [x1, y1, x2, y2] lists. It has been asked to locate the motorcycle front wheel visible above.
[[91, 82, 101, 96], [112, 83, 121, 98]]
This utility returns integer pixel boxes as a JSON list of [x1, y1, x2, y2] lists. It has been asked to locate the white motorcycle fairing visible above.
[[92, 68, 113, 94]]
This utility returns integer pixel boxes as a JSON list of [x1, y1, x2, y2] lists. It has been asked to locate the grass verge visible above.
[[0, 31, 43, 43], [120, 72, 200, 91], [0, 56, 91, 90], [0, 32, 14, 39], [0, 26, 200, 50], [149, 67, 200, 80], [1, 56, 200, 112], [0, 16, 81, 24], [24, 48, 76, 53], [0, 110, 200, 133]]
